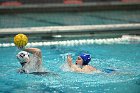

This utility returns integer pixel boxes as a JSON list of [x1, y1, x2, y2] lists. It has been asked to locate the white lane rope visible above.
[[0, 35, 140, 47]]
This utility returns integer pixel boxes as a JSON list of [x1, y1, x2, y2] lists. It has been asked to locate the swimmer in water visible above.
[[16, 48, 43, 74], [67, 53, 97, 73]]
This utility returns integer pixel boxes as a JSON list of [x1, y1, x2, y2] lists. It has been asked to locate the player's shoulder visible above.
[[83, 65, 96, 71]]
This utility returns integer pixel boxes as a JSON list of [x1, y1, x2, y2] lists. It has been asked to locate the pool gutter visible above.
[[0, 24, 140, 37]]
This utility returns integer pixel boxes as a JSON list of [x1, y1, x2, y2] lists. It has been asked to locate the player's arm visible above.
[[24, 48, 42, 66], [67, 55, 73, 67], [23, 48, 42, 58], [67, 55, 83, 72]]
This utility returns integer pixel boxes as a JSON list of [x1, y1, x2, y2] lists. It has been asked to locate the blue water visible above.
[[0, 43, 140, 93]]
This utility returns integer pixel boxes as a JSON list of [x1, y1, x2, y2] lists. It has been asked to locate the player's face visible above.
[[17, 52, 30, 66], [76, 56, 83, 65], [20, 57, 30, 67]]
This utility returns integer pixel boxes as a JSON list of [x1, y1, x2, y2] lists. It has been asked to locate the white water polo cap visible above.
[[16, 51, 30, 63]]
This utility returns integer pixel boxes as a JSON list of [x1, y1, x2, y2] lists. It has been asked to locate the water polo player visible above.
[[16, 48, 43, 73], [14, 34, 44, 74], [67, 53, 97, 73]]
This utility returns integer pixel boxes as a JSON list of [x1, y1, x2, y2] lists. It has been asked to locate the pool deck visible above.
[[0, 24, 140, 37]]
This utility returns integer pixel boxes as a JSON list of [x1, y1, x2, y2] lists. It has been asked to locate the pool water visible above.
[[0, 10, 140, 28], [0, 42, 140, 93]]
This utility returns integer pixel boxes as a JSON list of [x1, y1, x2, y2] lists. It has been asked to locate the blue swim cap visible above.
[[80, 53, 91, 65]]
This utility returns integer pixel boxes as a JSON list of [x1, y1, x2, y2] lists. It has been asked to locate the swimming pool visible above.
[[0, 10, 140, 28], [0, 37, 140, 93]]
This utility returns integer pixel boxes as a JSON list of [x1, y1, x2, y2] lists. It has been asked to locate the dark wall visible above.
[[0, 0, 13, 1], [83, 0, 121, 2], [0, 0, 121, 4], [20, 0, 63, 4]]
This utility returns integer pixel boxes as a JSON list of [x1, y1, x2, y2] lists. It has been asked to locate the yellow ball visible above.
[[14, 34, 28, 47]]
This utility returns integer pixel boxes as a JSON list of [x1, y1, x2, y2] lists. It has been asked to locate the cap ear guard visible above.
[[80, 53, 91, 65]]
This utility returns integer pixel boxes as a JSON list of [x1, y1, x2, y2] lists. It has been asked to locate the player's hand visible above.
[[18, 46, 25, 50], [67, 55, 72, 66]]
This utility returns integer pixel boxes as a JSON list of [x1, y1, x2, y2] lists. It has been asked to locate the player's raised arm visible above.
[[24, 48, 42, 58]]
